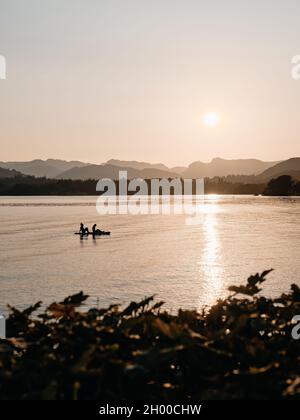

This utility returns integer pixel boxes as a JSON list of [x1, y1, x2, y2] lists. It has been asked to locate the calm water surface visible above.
[[0, 195, 299, 313]]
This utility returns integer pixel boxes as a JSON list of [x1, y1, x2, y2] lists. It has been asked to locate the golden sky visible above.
[[0, 0, 300, 165]]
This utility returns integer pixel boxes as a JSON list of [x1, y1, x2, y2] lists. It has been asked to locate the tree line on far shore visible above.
[[263, 175, 300, 196], [0, 174, 299, 196]]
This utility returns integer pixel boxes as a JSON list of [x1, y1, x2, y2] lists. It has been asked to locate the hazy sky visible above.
[[0, 0, 300, 166]]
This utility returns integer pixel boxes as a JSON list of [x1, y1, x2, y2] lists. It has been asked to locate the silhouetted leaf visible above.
[[61, 292, 89, 306]]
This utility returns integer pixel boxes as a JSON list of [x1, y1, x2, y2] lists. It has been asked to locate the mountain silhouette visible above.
[[257, 158, 300, 181], [56, 164, 180, 180], [2, 157, 299, 182], [0, 159, 90, 178], [183, 158, 279, 178], [0, 167, 22, 178], [106, 159, 170, 172]]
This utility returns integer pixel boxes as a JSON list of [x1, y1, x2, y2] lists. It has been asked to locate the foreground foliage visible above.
[[1, 271, 300, 400]]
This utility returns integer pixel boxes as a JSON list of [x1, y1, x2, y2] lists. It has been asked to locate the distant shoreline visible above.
[[1, 174, 300, 197], [0, 176, 266, 196]]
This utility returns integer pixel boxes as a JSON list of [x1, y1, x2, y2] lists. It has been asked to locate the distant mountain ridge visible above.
[[183, 158, 280, 178], [56, 164, 180, 180], [0, 167, 22, 178], [0, 159, 89, 178], [2, 157, 300, 182], [107, 159, 169, 172], [107, 159, 186, 174], [257, 158, 300, 181]]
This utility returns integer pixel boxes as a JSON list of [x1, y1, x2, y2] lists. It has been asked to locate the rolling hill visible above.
[[56, 164, 180, 180], [257, 158, 300, 181], [2, 157, 299, 182], [0, 159, 89, 178], [183, 158, 280, 179], [0, 167, 22, 178], [106, 159, 187, 174], [106, 159, 169, 172]]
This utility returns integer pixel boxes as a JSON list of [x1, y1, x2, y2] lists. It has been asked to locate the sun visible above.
[[203, 112, 220, 128]]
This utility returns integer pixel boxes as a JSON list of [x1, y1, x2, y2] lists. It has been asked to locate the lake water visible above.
[[0, 195, 300, 314]]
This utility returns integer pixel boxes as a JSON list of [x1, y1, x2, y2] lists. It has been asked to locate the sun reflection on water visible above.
[[198, 201, 224, 308]]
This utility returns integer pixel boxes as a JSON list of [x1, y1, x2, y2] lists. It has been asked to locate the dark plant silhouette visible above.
[[1, 271, 300, 400]]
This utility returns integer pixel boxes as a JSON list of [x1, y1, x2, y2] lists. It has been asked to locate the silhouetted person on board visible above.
[[92, 224, 102, 236], [80, 223, 89, 235]]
